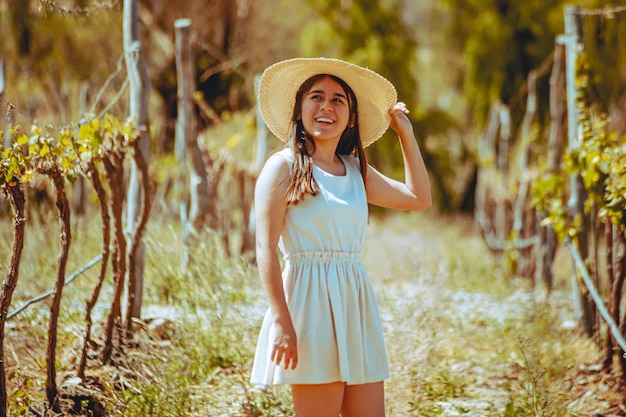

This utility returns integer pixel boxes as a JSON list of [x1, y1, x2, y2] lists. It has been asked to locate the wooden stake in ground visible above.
[[123, 0, 151, 320], [125, 140, 152, 332], [175, 18, 210, 268], [564, 5, 595, 337]]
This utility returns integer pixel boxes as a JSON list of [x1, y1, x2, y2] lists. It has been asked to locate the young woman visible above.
[[250, 58, 432, 417]]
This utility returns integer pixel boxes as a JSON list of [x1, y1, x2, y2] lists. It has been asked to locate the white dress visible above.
[[250, 148, 389, 386]]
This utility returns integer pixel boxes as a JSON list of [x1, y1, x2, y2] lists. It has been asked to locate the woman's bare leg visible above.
[[291, 382, 345, 417], [340, 382, 385, 417]]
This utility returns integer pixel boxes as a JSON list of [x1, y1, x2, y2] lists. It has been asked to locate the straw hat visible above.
[[258, 57, 397, 148]]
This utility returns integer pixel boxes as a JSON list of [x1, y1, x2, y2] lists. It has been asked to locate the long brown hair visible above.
[[284, 74, 368, 205]]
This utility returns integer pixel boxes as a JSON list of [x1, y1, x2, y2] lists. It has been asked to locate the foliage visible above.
[[1, 1, 124, 124], [0, 113, 142, 414], [573, 53, 626, 231], [439, 0, 620, 128], [408, 370, 468, 416], [299, 0, 420, 171], [0, 114, 137, 186], [301, 0, 418, 107], [579, 9, 626, 110], [298, 0, 466, 210], [501, 338, 557, 417]]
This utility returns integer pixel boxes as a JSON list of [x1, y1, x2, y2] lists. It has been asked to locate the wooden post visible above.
[[124, 0, 151, 320], [175, 18, 190, 269], [0, 59, 4, 99], [4, 105, 13, 150], [475, 102, 500, 248], [536, 38, 567, 296], [495, 105, 511, 242], [548, 39, 567, 174], [3, 58, 12, 149], [175, 19, 210, 243], [73, 83, 89, 217], [248, 74, 269, 248], [564, 5, 594, 336], [497, 105, 511, 180], [253, 74, 268, 173], [514, 71, 537, 278], [0, 59, 5, 147]]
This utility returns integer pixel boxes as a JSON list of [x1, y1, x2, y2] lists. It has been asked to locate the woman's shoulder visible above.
[[265, 148, 293, 170], [259, 148, 292, 182], [273, 147, 293, 163]]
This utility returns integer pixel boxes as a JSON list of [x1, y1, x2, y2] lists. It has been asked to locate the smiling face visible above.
[[298, 76, 354, 145]]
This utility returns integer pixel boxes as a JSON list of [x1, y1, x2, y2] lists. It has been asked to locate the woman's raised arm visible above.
[[366, 103, 432, 211]]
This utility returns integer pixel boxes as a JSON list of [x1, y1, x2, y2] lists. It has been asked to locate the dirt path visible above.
[[362, 214, 618, 416], [364, 215, 520, 415], [203, 213, 620, 416]]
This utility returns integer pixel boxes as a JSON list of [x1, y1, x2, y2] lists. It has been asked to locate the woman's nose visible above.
[[320, 100, 334, 111]]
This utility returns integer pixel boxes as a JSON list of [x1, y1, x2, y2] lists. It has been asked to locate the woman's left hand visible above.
[[389, 102, 412, 137]]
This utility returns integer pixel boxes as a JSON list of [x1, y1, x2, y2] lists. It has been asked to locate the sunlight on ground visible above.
[[0, 210, 610, 416]]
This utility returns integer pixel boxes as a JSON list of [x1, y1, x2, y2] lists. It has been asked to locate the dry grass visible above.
[[0, 208, 623, 416]]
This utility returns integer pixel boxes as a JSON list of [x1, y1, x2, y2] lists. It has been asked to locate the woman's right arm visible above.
[[255, 153, 298, 370]]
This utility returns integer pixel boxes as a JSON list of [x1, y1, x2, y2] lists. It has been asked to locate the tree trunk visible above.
[[124, 0, 151, 320], [102, 152, 127, 364], [8, 0, 31, 57], [45, 170, 72, 412], [0, 181, 25, 417], [616, 232, 626, 381], [604, 223, 617, 370], [78, 161, 111, 379]]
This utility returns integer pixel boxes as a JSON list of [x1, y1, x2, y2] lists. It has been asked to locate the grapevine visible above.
[[0, 113, 141, 410], [531, 52, 626, 240]]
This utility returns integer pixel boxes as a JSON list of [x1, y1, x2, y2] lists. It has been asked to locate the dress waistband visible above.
[[283, 251, 361, 261]]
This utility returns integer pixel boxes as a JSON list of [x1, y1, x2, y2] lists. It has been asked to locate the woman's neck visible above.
[[310, 141, 338, 164]]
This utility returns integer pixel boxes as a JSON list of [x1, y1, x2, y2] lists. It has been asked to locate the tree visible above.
[[439, 0, 625, 128], [298, 0, 460, 210]]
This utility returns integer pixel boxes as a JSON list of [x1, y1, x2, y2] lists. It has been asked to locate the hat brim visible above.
[[258, 58, 397, 148]]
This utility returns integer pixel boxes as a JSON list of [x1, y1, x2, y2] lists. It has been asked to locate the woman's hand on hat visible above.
[[389, 101, 412, 137], [393, 101, 409, 113], [271, 321, 298, 370]]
